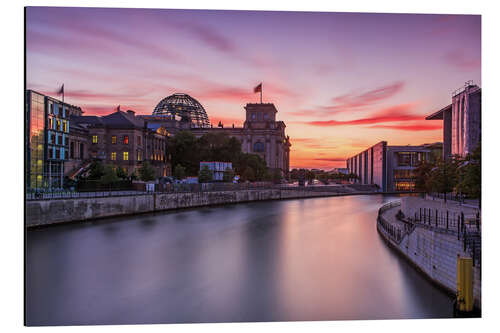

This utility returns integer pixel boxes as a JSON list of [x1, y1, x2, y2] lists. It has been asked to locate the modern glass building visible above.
[[26, 90, 82, 190], [346, 141, 442, 192], [425, 81, 481, 159]]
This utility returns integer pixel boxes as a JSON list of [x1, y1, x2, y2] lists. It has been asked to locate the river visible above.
[[26, 194, 453, 326]]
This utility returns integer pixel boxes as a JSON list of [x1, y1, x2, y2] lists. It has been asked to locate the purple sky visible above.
[[26, 7, 481, 168]]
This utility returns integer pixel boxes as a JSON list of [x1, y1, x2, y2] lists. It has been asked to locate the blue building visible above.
[[25, 90, 82, 190]]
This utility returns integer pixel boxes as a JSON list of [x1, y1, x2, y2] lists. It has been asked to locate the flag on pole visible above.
[[254, 83, 262, 103], [253, 83, 262, 93], [58, 84, 64, 103]]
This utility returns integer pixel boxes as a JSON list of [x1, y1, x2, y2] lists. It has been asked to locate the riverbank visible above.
[[27, 186, 399, 227], [376, 197, 481, 310]]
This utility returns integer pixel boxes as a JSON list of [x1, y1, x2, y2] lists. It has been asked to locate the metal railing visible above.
[[399, 208, 481, 267]]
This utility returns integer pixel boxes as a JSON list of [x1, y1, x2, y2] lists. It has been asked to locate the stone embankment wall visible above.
[[377, 197, 481, 308], [26, 189, 348, 227]]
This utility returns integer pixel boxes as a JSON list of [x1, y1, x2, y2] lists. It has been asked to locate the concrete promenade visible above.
[[26, 186, 382, 227], [377, 197, 481, 309]]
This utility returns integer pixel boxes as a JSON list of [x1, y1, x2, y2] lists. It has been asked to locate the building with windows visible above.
[[70, 108, 171, 178], [139, 94, 291, 177], [346, 142, 442, 192], [200, 162, 233, 181], [25, 90, 83, 190], [425, 81, 481, 159]]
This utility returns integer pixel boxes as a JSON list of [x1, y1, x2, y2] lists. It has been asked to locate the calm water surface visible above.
[[26, 194, 453, 325]]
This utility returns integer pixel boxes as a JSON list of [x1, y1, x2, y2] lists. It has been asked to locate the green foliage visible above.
[[427, 157, 460, 198], [223, 167, 235, 182], [168, 132, 271, 181], [88, 161, 105, 180], [413, 160, 434, 192], [101, 165, 119, 185], [173, 164, 186, 180], [241, 167, 256, 182], [167, 131, 199, 176], [271, 169, 282, 183], [138, 161, 156, 181], [130, 171, 138, 181], [455, 142, 481, 198], [116, 167, 128, 180], [233, 153, 268, 181], [198, 165, 213, 183]]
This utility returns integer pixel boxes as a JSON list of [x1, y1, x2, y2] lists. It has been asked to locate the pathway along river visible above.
[[26, 194, 453, 325]]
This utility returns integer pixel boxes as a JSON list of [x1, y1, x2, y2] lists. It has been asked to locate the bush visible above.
[[138, 161, 156, 181], [198, 165, 213, 183]]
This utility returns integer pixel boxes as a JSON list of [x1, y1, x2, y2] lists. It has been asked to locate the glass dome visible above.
[[152, 93, 210, 128]]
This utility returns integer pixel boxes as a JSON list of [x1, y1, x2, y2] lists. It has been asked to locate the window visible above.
[[137, 150, 142, 161], [70, 142, 74, 159], [64, 150, 68, 160], [253, 142, 264, 152], [111, 152, 116, 160], [137, 136, 141, 146], [123, 152, 129, 160], [56, 135, 61, 145], [111, 136, 117, 144], [92, 135, 98, 144], [48, 118, 53, 129], [56, 120, 61, 131], [63, 121, 67, 132], [251, 113, 256, 120], [123, 135, 129, 144], [55, 149, 60, 159]]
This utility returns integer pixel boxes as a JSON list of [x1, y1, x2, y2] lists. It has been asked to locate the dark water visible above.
[[26, 194, 453, 326]]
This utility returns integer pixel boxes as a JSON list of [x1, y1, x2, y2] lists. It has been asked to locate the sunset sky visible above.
[[26, 7, 481, 169]]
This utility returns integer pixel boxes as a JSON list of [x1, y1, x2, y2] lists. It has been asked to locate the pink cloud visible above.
[[305, 103, 420, 127]]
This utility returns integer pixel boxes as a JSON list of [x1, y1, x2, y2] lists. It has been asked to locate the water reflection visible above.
[[26, 194, 453, 326]]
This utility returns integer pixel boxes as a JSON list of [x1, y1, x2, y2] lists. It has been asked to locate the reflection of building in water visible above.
[[139, 93, 291, 177], [346, 142, 442, 192], [426, 81, 481, 159]]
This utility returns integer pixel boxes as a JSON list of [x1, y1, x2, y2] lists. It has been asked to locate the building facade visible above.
[[26, 90, 83, 190], [426, 81, 481, 159], [139, 94, 291, 178], [346, 142, 442, 192], [70, 109, 171, 178]]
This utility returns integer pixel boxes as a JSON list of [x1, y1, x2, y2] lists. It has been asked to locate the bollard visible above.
[[456, 256, 474, 313]]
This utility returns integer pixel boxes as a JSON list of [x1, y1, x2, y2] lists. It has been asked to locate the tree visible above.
[[101, 165, 119, 185], [234, 153, 268, 181], [428, 157, 459, 201], [173, 164, 186, 180], [241, 167, 256, 182], [290, 168, 300, 180], [198, 165, 213, 183], [88, 161, 105, 180], [116, 167, 128, 180], [271, 168, 282, 183], [223, 167, 235, 182], [130, 171, 138, 181], [413, 160, 434, 192], [168, 131, 199, 176], [138, 161, 156, 181], [455, 142, 481, 199]]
